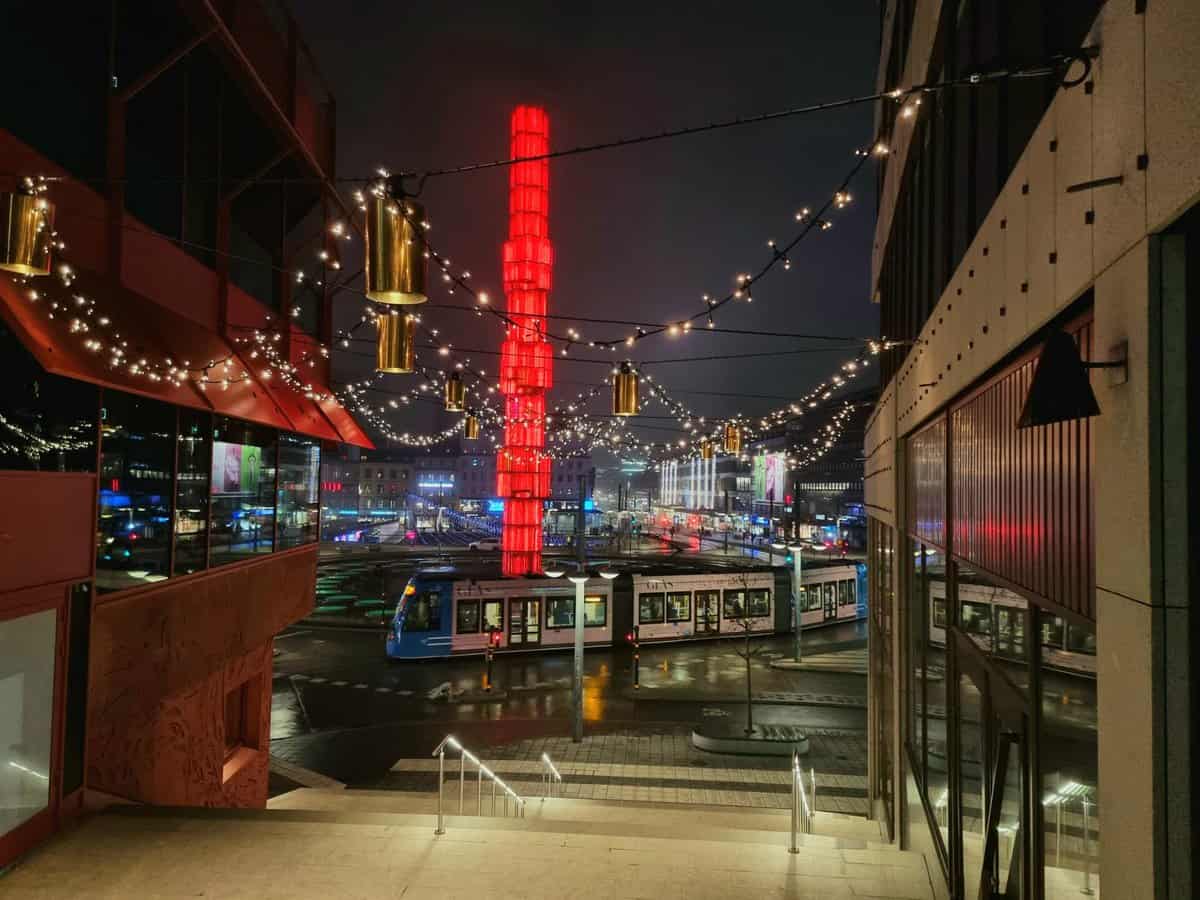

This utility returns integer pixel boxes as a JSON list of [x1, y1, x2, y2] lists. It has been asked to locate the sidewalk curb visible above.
[[619, 688, 867, 710]]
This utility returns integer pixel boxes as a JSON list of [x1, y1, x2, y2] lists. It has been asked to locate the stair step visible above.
[[1, 805, 934, 899]]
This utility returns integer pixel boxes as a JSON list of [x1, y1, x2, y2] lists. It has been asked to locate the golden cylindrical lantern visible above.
[[445, 372, 466, 411], [723, 422, 742, 454], [375, 313, 416, 373], [464, 413, 480, 440], [0, 193, 54, 276], [700, 440, 714, 460], [612, 363, 639, 416], [365, 195, 428, 304]]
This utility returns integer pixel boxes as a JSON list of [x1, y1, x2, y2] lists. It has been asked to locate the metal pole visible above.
[[633, 626, 640, 689], [477, 766, 482, 816], [792, 546, 803, 663], [1056, 799, 1063, 866], [1081, 798, 1093, 895], [491, 775, 497, 816], [459, 754, 465, 815], [810, 768, 816, 829], [789, 760, 799, 853], [435, 748, 445, 835], [573, 576, 585, 742]]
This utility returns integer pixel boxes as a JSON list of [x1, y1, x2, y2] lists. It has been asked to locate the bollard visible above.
[[789, 764, 800, 853], [435, 748, 445, 835]]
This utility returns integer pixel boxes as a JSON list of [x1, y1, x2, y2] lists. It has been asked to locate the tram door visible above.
[[508, 598, 541, 647], [822, 582, 837, 621], [695, 589, 720, 634]]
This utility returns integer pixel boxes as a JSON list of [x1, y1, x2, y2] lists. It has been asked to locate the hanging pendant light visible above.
[[464, 412, 481, 440], [0, 193, 54, 276], [375, 312, 416, 373], [612, 362, 639, 416], [700, 440, 714, 460], [365, 194, 428, 304], [445, 371, 466, 411], [723, 422, 742, 454]]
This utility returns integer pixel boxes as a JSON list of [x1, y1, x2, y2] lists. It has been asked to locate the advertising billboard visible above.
[[211, 441, 263, 495], [752, 452, 786, 502]]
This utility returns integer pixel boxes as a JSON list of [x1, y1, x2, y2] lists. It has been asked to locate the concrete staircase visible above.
[[0, 789, 935, 899]]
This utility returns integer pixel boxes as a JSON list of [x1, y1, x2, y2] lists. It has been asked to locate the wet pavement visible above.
[[270, 622, 869, 789]]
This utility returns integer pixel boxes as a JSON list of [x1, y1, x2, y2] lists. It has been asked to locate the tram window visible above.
[[723, 589, 746, 619], [584, 595, 607, 627], [749, 589, 771, 617], [822, 583, 836, 608], [932, 598, 947, 628], [803, 587, 822, 611], [546, 597, 575, 628], [667, 591, 691, 622], [639, 593, 665, 623], [482, 600, 503, 632], [406, 593, 441, 631], [1041, 615, 1065, 649], [1066, 621, 1096, 655], [960, 601, 992, 636], [838, 580, 856, 608], [456, 599, 480, 634]]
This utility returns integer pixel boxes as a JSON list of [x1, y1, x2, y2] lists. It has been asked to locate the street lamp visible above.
[[787, 543, 805, 663], [770, 541, 786, 566]]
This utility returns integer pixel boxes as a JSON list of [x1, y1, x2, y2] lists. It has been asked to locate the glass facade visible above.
[[868, 518, 895, 837], [174, 408, 211, 576], [277, 432, 320, 549], [0, 608, 58, 837], [209, 418, 277, 566], [96, 392, 175, 592]]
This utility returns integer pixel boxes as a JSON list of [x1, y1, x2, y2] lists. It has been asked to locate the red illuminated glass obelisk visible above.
[[497, 106, 554, 576]]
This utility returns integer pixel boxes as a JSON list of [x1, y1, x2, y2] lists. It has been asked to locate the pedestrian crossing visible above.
[[774, 648, 868, 675]]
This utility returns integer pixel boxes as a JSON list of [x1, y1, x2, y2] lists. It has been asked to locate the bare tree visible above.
[[730, 571, 774, 736]]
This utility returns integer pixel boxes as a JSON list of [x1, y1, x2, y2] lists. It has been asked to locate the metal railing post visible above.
[[1081, 797, 1094, 895], [477, 766, 483, 816], [810, 768, 816, 832], [789, 756, 800, 853], [1056, 799, 1063, 867], [459, 754, 465, 815], [435, 748, 445, 835], [491, 775, 497, 815]]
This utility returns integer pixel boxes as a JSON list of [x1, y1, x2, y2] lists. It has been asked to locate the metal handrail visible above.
[[431, 735, 526, 835], [789, 753, 816, 852], [541, 752, 563, 800]]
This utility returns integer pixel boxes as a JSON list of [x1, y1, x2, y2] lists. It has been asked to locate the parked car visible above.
[[468, 538, 500, 551]]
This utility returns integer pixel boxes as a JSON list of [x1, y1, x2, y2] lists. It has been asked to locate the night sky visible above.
[[289, 0, 882, 454]]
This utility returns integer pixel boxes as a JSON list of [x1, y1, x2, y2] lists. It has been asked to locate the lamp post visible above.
[[771, 541, 786, 567], [787, 543, 804, 663], [544, 559, 616, 743]]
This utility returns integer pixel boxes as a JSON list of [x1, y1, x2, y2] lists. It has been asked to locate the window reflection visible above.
[[209, 418, 276, 565], [923, 549, 949, 855], [0, 609, 57, 836], [173, 409, 210, 575], [96, 391, 175, 592], [277, 433, 320, 549], [0, 324, 97, 472]]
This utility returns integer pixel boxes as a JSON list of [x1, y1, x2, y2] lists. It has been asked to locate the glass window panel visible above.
[[277, 433, 320, 549], [749, 589, 771, 617], [584, 595, 607, 627], [0, 323, 97, 472], [0, 609, 58, 837], [173, 408, 210, 575], [961, 600, 993, 638], [803, 586, 822, 611], [667, 592, 690, 622], [639, 593, 664, 624], [959, 673, 986, 894], [209, 418, 276, 565], [923, 548, 949, 856], [547, 597, 574, 628], [1041, 615, 1065, 649], [456, 599, 480, 634], [838, 580, 856, 607], [404, 592, 441, 632], [722, 589, 746, 619], [96, 391, 175, 593], [1041, 608, 1099, 897], [908, 541, 927, 780], [957, 568, 1031, 693], [482, 600, 503, 632], [1065, 622, 1096, 655]]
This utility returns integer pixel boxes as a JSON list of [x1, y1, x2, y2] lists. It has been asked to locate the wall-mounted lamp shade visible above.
[[444, 372, 466, 412], [0, 193, 54, 275], [723, 422, 742, 454], [375, 313, 416, 373], [613, 363, 639, 416], [365, 195, 428, 304], [1017, 330, 1100, 429]]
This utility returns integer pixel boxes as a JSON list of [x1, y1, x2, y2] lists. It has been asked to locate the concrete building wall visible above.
[[871, 1, 1200, 895]]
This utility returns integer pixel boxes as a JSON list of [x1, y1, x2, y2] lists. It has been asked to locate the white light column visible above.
[[788, 543, 804, 662]]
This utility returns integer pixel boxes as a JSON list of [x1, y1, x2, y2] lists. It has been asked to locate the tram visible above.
[[385, 561, 867, 660]]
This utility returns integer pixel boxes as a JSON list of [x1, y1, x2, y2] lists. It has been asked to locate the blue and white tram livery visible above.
[[387, 573, 614, 659]]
